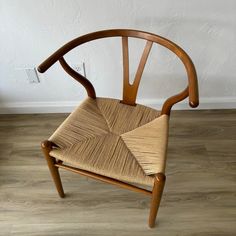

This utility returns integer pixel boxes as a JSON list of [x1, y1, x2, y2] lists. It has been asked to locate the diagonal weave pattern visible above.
[[49, 97, 169, 186]]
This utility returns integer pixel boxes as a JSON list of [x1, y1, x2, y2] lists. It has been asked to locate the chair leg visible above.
[[41, 140, 65, 198], [149, 173, 166, 228]]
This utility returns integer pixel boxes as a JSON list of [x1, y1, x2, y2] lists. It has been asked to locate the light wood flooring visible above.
[[0, 110, 235, 235]]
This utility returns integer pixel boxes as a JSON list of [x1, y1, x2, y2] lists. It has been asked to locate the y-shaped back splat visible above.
[[121, 37, 153, 106]]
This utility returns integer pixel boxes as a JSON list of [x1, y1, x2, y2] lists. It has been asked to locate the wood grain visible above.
[[0, 110, 235, 235]]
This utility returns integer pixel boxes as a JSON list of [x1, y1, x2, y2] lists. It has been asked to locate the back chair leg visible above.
[[149, 173, 166, 228], [41, 140, 65, 198]]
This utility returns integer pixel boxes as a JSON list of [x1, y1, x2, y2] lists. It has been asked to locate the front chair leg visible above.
[[41, 140, 65, 198], [149, 173, 166, 228]]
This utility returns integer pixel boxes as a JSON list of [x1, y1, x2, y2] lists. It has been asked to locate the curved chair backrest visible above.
[[38, 29, 199, 115]]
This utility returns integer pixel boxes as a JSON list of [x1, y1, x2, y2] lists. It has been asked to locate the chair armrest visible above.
[[37, 56, 96, 99]]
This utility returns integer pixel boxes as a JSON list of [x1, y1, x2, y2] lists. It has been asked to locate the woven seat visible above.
[[49, 97, 169, 186]]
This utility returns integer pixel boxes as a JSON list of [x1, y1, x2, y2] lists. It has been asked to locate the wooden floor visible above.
[[0, 110, 235, 235]]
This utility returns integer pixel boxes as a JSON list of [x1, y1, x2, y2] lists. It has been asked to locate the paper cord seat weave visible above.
[[49, 97, 169, 186]]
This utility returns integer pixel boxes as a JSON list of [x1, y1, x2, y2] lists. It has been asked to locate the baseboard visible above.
[[0, 97, 235, 114], [0, 101, 81, 114], [139, 96, 236, 110]]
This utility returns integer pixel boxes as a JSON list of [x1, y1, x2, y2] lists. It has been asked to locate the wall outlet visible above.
[[73, 62, 86, 77], [25, 68, 40, 83]]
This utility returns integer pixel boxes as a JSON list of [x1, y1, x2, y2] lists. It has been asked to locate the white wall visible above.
[[0, 0, 236, 113]]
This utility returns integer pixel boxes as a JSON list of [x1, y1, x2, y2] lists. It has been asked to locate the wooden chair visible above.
[[38, 29, 199, 228]]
